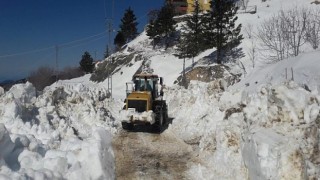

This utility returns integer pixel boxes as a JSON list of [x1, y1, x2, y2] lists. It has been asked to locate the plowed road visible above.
[[113, 129, 198, 179]]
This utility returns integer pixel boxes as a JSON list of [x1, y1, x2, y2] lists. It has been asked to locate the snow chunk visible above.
[[7, 82, 36, 103]]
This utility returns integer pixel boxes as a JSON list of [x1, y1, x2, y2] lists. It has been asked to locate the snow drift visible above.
[[0, 82, 116, 179], [165, 80, 320, 179]]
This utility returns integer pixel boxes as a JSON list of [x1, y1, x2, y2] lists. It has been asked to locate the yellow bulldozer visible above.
[[120, 73, 168, 132]]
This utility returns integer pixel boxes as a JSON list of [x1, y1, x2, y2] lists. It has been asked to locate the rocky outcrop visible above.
[[175, 64, 241, 90]]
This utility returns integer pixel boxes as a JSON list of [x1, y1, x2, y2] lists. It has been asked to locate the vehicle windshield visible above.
[[135, 79, 153, 91]]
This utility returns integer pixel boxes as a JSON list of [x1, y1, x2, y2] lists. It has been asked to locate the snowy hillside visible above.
[[1, 0, 320, 179], [99, 0, 319, 99], [232, 50, 320, 93]]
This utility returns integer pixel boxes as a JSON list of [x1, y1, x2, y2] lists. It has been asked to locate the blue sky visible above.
[[0, 0, 164, 82]]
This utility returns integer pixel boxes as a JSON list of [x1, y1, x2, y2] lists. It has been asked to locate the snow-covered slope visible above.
[[232, 50, 320, 93], [100, 31, 215, 100]]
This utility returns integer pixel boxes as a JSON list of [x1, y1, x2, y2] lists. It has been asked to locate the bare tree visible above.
[[237, 60, 247, 77], [239, 0, 250, 12], [244, 23, 254, 39], [281, 8, 309, 56], [257, 7, 309, 62], [59, 66, 85, 80], [257, 15, 289, 62], [306, 8, 320, 49], [247, 39, 257, 68], [28, 66, 56, 91]]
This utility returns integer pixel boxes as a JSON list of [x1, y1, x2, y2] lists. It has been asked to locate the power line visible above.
[[0, 4, 151, 60], [59, 31, 106, 48], [0, 31, 107, 59], [60, 33, 107, 50], [0, 46, 54, 58]]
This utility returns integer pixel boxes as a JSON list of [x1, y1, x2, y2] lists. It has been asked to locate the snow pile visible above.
[[165, 79, 320, 179], [165, 81, 247, 179], [241, 82, 320, 179], [0, 82, 116, 179]]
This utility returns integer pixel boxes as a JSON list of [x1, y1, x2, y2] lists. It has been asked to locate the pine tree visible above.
[[176, 33, 192, 59], [208, 0, 243, 64], [146, 9, 160, 49], [156, 3, 176, 49], [146, 19, 159, 49], [182, 0, 204, 67], [79, 51, 94, 73], [176, 35, 190, 88], [114, 31, 126, 51], [202, 4, 217, 49], [119, 7, 138, 42], [146, 3, 176, 49]]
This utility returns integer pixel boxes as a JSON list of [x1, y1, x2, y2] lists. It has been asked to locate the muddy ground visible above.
[[112, 125, 199, 180]]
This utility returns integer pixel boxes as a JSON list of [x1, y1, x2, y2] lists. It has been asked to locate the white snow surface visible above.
[[1, 0, 320, 179], [164, 79, 320, 179], [0, 82, 117, 179], [232, 50, 320, 93]]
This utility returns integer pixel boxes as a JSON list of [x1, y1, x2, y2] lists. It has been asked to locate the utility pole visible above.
[[107, 19, 113, 99], [55, 45, 59, 82], [106, 0, 115, 99]]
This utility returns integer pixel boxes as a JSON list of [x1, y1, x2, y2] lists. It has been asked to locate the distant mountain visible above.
[[0, 80, 14, 85], [0, 79, 27, 91]]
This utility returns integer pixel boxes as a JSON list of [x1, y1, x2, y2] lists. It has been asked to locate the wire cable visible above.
[[0, 31, 107, 59], [0, 46, 54, 58], [0, 8, 150, 59], [59, 31, 106, 48], [61, 33, 107, 50]]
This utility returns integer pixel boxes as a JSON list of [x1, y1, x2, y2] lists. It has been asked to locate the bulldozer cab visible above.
[[130, 74, 160, 100], [135, 78, 153, 92]]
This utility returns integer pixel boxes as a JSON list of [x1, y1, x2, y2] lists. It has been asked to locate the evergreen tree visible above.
[[176, 33, 192, 59], [176, 35, 190, 88], [114, 31, 126, 51], [156, 3, 176, 49], [79, 51, 94, 73], [201, 5, 217, 49], [146, 10, 160, 49], [182, 0, 204, 67], [146, 3, 176, 49], [119, 7, 138, 42], [208, 0, 243, 64], [146, 19, 159, 49]]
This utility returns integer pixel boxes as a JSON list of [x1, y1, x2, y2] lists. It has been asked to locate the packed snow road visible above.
[[112, 128, 198, 180]]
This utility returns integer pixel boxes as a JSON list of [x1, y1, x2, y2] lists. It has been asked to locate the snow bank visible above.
[[240, 82, 320, 179], [165, 81, 247, 179], [165, 80, 320, 179], [0, 82, 116, 179]]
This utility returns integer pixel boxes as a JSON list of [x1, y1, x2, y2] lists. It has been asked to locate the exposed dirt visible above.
[[112, 129, 198, 180]]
